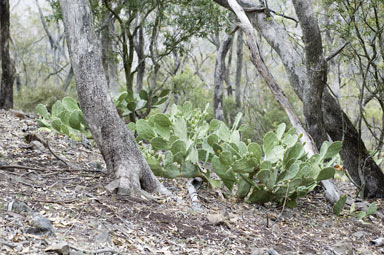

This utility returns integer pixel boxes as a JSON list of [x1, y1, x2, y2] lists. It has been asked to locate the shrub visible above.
[[15, 84, 76, 113]]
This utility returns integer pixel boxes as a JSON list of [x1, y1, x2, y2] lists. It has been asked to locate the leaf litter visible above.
[[0, 109, 383, 254]]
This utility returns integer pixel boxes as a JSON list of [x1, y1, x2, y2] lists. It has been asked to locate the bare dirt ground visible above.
[[1, 109, 384, 255]]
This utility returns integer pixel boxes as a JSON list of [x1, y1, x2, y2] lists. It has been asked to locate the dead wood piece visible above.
[[70, 246, 119, 254], [187, 177, 203, 211], [370, 237, 384, 247], [34, 199, 77, 204], [45, 241, 70, 255]]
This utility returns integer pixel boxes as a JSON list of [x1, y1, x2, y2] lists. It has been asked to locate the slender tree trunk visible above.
[[62, 66, 74, 91], [235, 31, 243, 111], [59, 0, 167, 197], [214, 35, 233, 121], [225, 38, 233, 96], [101, 15, 118, 95], [0, 0, 14, 110], [213, 0, 384, 198], [134, 26, 145, 93], [292, 0, 328, 149]]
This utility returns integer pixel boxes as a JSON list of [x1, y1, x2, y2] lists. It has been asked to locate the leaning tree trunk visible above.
[[213, 34, 233, 121], [59, 0, 167, 197], [213, 0, 384, 198], [0, 0, 14, 110]]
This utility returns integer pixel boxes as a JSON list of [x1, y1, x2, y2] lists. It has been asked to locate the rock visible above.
[[45, 241, 70, 255], [251, 247, 280, 255], [27, 214, 55, 236], [95, 224, 111, 245], [352, 230, 367, 239], [8, 201, 34, 214], [330, 242, 353, 255], [207, 213, 226, 226], [88, 161, 104, 172]]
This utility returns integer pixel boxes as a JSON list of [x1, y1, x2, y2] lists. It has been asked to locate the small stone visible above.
[[88, 161, 104, 172], [27, 214, 55, 236], [331, 242, 353, 255], [207, 213, 226, 226], [9, 201, 34, 214], [352, 230, 367, 239], [45, 241, 70, 255], [252, 247, 280, 255]]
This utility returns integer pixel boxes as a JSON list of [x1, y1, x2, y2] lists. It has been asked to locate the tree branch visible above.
[[326, 41, 350, 61]]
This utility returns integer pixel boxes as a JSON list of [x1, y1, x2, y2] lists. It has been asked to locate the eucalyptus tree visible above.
[[212, 0, 384, 198], [0, 0, 14, 109], [59, 0, 168, 196]]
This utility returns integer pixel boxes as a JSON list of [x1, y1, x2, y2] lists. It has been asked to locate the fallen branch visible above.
[[25, 133, 70, 167], [0, 163, 100, 174], [0, 164, 49, 172]]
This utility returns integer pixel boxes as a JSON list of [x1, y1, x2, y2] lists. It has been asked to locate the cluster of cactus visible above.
[[36, 97, 90, 141], [131, 101, 342, 206], [114, 89, 170, 120], [36, 97, 342, 206], [36, 88, 170, 139], [131, 102, 211, 180]]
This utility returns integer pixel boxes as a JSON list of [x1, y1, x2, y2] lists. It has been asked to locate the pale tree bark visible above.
[[59, 0, 167, 197], [227, 0, 340, 203], [213, 34, 233, 121], [235, 31, 243, 112], [134, 25, 145, 93], [0, 0, 14, 110], [214, 0, 384, 198]]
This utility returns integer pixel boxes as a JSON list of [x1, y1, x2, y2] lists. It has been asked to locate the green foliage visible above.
[[170, 69, 213, 112], [38, 95, 341, 206], [334, 195, 377, 220], [352, 202, 377, 221], [15, 84, 76, 113], [36, 97, 90, 141], [113, 89, 170, 120], [131, 102, 342, 206], [333, 195, 347, 216]]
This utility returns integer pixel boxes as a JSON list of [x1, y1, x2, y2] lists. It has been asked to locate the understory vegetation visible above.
[[36, 96, 342, 208]]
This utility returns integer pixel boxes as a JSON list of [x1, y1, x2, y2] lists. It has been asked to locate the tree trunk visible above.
[[213, 35, 232, 121], [134, 26, 145, 93], [235, 31, 243, 111], [59, 0, 167, 197], [62, 66, 74, 91], [0, 0, 14, 110], [101, 13, 119, 95], [225, 38, 233, 97], [213, 0, 384, 198], [292, 0, 328, 149]]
